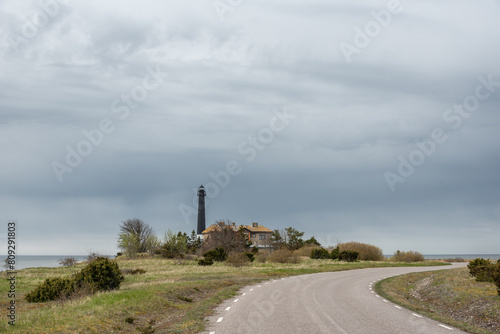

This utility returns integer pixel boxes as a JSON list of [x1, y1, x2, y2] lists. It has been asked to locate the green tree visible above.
[[160, 230, 188, 258], [304, 236, 321, 246], [187, 230, 202, 254], [271, 229, 285, 248], [118, 232, 141, 258], [284, 227, 304, 250], [144, 234, 162, 256], [271, 227, 305, 250], [117, 218, 156, 257]]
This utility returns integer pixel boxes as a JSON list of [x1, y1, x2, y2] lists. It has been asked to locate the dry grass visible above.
[[376, 267, 500, 334]]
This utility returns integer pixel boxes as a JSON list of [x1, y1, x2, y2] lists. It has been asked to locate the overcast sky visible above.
[[1, 0, 499, 256]]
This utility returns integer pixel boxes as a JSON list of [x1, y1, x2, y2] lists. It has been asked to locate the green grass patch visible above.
[[376, 267, 500, 334]]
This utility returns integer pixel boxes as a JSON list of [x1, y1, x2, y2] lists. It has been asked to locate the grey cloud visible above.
[[1, 0, 499, 255]]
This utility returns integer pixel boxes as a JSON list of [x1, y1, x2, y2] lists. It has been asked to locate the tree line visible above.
[[117, 218, 320, 259]]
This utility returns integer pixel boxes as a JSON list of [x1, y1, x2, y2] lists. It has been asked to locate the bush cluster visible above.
[[197, 248, 253, 266], [293, 245, 320, 257], [338, 242, 383, 261], [330, 247, 339, 260], [226, 253, 251, 267], [121, 268, 146, 275], [25, 257, 124, 303], [468, 258, 495, 282], [494, 262, 500, 295], [391, 250, 425, 263], [25, 277, 74, 303], [309, 247, 358, 261], [244, 252, 255, 262], [203, 247, 228, 262], [73, 257, 123, 291], [268, 248, 300, 264], [198, 258, 214, 266], [255, 250, 271, 263], [310, 248, 330, 259], [339, 250, 359, 262]]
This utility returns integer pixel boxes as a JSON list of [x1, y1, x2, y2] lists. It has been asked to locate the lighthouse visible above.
[[196, 185, 206, 238]]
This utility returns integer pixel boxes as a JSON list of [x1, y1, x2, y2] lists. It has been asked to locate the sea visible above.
[[1, 254, 499, 270], [422, 254, 500, 260], [1, 255, 91, 270]]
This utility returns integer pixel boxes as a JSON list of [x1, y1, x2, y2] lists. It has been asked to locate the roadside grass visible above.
[[376, 267, 500, 334], [1, 257, 446, 333]]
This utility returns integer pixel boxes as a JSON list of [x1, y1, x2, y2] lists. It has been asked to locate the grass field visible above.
[[376, 267, 500, 334], [1, 257, 446, 333]]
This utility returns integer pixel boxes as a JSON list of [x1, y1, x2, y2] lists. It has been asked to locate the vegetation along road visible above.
[[205, 263, 468, 334]]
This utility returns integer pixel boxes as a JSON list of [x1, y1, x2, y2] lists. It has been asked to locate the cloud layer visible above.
[[1, 0, 499, 255]]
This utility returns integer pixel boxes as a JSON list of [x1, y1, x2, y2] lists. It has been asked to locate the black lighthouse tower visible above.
[[196, 185, 206, 236]]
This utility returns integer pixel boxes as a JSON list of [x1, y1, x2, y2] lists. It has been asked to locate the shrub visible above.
[[391, 250, 425, 263], [256, 249, 271, 263], [25, 277, 74, 302], [338, 242, 383, 261], [310, 248, 330, 259], [443, 257, 465, 263], [159, 249, 185, 259], [26, 257, 124, 303], [294, 245, 320, 257], [339, 250, 358, 262], [59, 257, 77, 267], [268, 248, 300, 264], [226, 253, 251, 267], [198, 258, 214, 266], [330, 247, 339, 260], [493, 261, 500, 296], [468, 258, 495, 282], [203, 247, 228, 262], [73, 257, 124, 292], [244, 252, 255, 262], [160, 230, 188, 259], [122, 268, 146, 275]]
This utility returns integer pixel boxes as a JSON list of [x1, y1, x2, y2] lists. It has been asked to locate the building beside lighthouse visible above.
[[202, 221, 273, 248], [195, 184, 273, 247]]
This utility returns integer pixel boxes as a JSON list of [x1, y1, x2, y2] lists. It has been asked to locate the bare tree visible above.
[[59, 257, 77, 267]]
